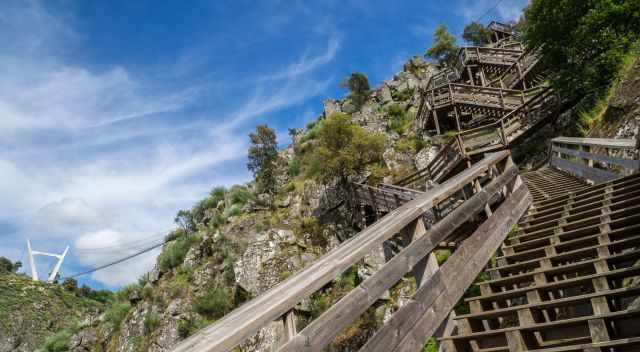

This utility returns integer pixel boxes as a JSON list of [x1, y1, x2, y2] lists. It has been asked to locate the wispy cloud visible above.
[[257, 35, 341, 82], [0, 1, 339, 288]]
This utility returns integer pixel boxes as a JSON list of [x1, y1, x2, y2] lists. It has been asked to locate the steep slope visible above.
[[0, 273, 104, 352], [58, 56, 440, 352]]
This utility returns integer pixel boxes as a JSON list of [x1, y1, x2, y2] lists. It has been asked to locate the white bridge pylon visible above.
[[27, 239, 69, 283]]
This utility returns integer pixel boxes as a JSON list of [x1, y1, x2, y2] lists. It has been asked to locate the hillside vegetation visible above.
[[0, 272, 104, 352], [18, 1, 640, 351]]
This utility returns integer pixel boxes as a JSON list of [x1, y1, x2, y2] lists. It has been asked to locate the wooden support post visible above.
[[467, 66, 475, 86], [283, 310, 297, 343], [516, 63, 524, 90], [454, 106, 462, 132], [588, 319, 610, 343], [505, 330, 527, 351], [433, 109, 441, 135]]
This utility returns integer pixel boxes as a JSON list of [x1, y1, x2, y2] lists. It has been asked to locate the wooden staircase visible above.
[[172, 151, 530, 352], [440, 171, 640, 352]]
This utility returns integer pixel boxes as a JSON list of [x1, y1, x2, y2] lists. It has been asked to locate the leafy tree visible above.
[[248, 125, 279, 195], [302, 112, 386, 186], [174, 210, 195, 233], [462, 22, 493, 46], [0, 256, 21, 273], [62, 278, 78, 292], [341, 72, 371, 108], [523, 0, 640, 103], [426, 25, 460, 67]]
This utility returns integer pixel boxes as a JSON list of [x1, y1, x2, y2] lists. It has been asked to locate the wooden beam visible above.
[[171, 152, 512, 352], [358, 184, 532, 352], [552, 145, 640, 171], [550, 156, 619, 184], [279, 165, 520, 352]]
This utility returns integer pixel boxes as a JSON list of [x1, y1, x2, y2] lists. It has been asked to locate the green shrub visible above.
[[395, 136, 428, 155], [193, 286, 232, 319], [158, 235, 198, 271], [306, 121, 316, 130], [104, 301, 131, 329], [341, 72, 371, 108], [391, 88, 415, 102], [367, 164, 390, 186], [165, 228, 187, 242], [302, 112, 386, 186], [228, 186, 252, 207], [288, 159, 301, 177], [436, 250, 452, 265], [386, 104, 413, 135], [423, 338, 439, 352], [224, 204, 242, 218], [144, 311, 161, 334], [38, 330, 72, 352]]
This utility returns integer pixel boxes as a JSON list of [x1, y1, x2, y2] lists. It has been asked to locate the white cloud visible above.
[[0, 2, 339, 288], [31, 198, 99, 237], [258, 35, 340, 81]]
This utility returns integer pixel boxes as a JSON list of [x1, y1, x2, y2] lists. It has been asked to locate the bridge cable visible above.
[[65, 239, 169, 279]]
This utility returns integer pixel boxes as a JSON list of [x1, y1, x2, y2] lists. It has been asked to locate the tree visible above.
[[247, 125, 279, 195], [0, 256, 21, 273], [62, 278, 78, 292], [341, 72, 371, 108], [426, 25, 460, 68], [462, 22, 493, 46], [302, 112, 386, 186], [523, 0, 640, 103], [174, 209, 195, 233]]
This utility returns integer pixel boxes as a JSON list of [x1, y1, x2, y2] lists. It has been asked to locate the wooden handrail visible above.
[[457, 87, 551, 137], [550, 137, 640, 183], [551, 137, 636, 149], [171, 151, 513, 352]]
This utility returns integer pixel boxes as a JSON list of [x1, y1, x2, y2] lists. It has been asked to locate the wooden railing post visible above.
[[283, 310, 297, 343]]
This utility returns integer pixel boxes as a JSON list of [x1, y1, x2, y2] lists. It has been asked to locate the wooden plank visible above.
[[550, 156, 620, 184], [552, 145, 640, 171], [359, 183, 532, 352], [171, 151, 511, 352], [552, 137, 636, 150], [278, 165, 519, 352]]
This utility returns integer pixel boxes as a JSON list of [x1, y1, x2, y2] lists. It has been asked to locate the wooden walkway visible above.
[[440, 170, 640, 351], [172, 151, 531, 352]]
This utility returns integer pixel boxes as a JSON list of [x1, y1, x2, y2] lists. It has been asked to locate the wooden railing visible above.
[[488, 21, 513, 34], [490, 49, 541, 89], [392, 138, 467, 190], [459, 46, 522, 67], [456, 87, 554, 155], [550, 137, 640, 183], [171, 151, 532, 352], [352, 182, 424, 213], [426, 67, 461, 90], [426, 83, 529, 112]]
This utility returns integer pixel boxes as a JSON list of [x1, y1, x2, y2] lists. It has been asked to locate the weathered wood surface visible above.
[[359, 184, 531, 352], [442, 171, 640, 351], [171, 151, 511, 352], [457, 87, 556, 155], [552, 145, 640, 171], [552, 137, 636, 149], [550, 156, 619, 184], [279, 164, 520, 351]]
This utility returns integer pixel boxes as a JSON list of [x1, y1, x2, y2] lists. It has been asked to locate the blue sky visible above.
[[0, 0, 528, 288]]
